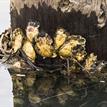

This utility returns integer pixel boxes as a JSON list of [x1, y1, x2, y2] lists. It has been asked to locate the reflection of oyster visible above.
[[54, 28, 67, 50], [35, 33, 55, 58], [57, 84, 76, 105], [22, 40, 36, 62], [26, 21, 40, 42], [14, 97, 24, 106], [28, 92, 41, 104], [26, 72, 36, 87], [36, 77, 55, 96], [12, 28, 24, 53], [12, 76, 24, 96]]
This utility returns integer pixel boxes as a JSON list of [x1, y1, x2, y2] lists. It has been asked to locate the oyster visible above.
[[12, 28, 24, 53], [26, 21, 40, 42], [69, 35, 86, 48], [58, 39, 73, 58], [0, 28, 12, 54], [22, 40, 36, 62], [75, 50, 87, 61], [54, 28, 68, 50], [35, 32, 55, 58], [58, 34, 86, 59], [84, 53, 97, 72]]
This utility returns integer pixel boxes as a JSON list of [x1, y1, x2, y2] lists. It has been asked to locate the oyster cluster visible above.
[[11, 22, 87, 61], [0, 21, 104, 74]]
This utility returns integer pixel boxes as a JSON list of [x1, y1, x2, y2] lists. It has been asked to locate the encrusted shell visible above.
[[12, 28, 24, 53], [35, 33, 55, 58], [58, 40, 73, 58], [54, 28, 67, 50], [26, 21, 40, 42], [22, 40, 36, 62], [84, 53, 97, 71], [69, 35, 86, 48]]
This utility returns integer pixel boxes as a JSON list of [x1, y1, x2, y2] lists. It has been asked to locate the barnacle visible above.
[[22, 40, 36, 62], [54, 28, 68, 50], [26, 21, 40, 42], [12, 28, 24, 53], [35, 32, 56, 58], [84, 53, 97, 71]]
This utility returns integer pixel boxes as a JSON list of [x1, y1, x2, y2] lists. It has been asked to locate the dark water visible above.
[[23, 83, 107, 107], [41, 86, 107, 107], [10, 67, 107, 107]]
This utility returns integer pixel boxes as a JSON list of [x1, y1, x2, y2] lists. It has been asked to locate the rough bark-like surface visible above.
[[10, 0, 107, 60]]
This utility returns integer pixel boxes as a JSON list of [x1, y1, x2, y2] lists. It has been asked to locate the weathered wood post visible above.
[[10, 0, 107, 60]]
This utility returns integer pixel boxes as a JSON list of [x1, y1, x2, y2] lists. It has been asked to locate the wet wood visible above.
[[10, 0, 107, 60]]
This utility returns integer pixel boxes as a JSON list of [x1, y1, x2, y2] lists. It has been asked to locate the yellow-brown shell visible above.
[[26, 22, 39, 42], [22, 40, 36, 62], [12, 28, 24, 53], [84, 53, 97, 71], [69, 35, 86, 48], [75, 51, 87, 61], [54, 28, 67, 50], [59, 40, 73, 58], [35, 34, 55, 58]]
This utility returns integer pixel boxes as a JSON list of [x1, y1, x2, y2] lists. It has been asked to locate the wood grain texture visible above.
[[10, 0, 107, 60]]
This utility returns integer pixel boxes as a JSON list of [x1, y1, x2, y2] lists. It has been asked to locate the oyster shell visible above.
[[35, 32, 55, 58], [0, 28, 12, 54], [58, 40, 73, 58], [22, 40, 36, 62], [26, 21, 40, 42], [54, 28, 68, 50], [69, 35, 86, 48], [84, 53, 97, 71], [12, 28, 24, 53]]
